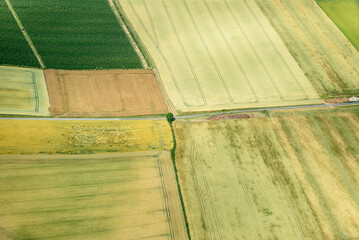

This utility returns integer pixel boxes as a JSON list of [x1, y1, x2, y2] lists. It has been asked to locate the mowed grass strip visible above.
[[0, 119, 171, 154], [0, 1, 39, 67], [0, 152, 186, 240], [44, 69, 169, 117], [0, 66, 50, 116], [175, 107, 359, 239], [318, 0, 359, 51], [120, 0, 321, 113], [256, 0, 359, 97], [9, 0, 142, 69]]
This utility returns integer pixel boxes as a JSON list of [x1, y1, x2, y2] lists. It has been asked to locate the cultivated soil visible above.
[[44, 69, 168, 117]]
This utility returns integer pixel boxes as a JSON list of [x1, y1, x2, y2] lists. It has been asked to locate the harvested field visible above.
[[44, 69, 168, 117], [0, 152, 188, 240], [0, 66, 49, 116], [255, 0, 359, 97], [0, 119, 171, 154], [119, 0, 321, 113], [175, 107, 359, 239], [318, 0, 359, 51]]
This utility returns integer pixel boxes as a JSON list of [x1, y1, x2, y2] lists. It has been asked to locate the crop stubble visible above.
[[44, 69, 168, 117], [175, 108, 359, 239], [0, 152, 187, 240]]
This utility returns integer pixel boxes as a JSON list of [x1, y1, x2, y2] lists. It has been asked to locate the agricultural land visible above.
[[119, 0, 322, 113], [256, 0, 359, 98], [0, 1, 39, 67], [0, 66, 50, 116], [0, 152, 188, 240], [0, 119, 171, 154], [4, 0, 142, 69], [174, 107, 359, 239], [44, 69, 168, 117], [318, 0, 359, 51]]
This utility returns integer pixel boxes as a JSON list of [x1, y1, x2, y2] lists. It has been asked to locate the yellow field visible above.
[[0, 152, 188, 240], [0, 66, 50, 116], [0, 119, 172, 154], [175, 107, 359, 239], [119, 0, 321, 113]]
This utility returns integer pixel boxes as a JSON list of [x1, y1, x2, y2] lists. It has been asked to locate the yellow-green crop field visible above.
[[175, 107, 359, 239], [318, 0, 359, 51], [0, 66, 50, 116], [0, 152, 188, 240], [119, 0, 321, 113], [0, 119, 172, 154], [256, 0, 359, 97]]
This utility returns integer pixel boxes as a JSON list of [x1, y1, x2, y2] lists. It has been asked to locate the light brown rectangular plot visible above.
[[44, 69, 169, 117]]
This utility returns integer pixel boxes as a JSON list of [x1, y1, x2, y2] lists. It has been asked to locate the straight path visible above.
[[108, 0, 148, 69], [1, 102, 358, 121], [5, 0, 46, 68]]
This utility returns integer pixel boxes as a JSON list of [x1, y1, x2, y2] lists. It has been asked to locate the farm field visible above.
[[7, 0, 142, 69], [318, 0, 359, 51], [119, 0, 321, 113], [256, 0, 359, 97], [0, 119, 171, 154], [174, 107, 359, 239], [0, 152, 188, 240], [0, 1, 39, 67], [0, 66, 50, 116], [44, 69, 168, 117]]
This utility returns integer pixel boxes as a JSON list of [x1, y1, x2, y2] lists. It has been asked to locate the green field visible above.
[[120, 0, 321, 113], [0, 66, 50, 116], [175, 107, 359, 239], [318, 0, 359, 51], [6, 0, 142, 69], [0, 1, 39, 67], [0, 152, 188, 240]]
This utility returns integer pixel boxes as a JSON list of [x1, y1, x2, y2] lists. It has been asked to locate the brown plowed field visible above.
[[44, 69, 168, 117]]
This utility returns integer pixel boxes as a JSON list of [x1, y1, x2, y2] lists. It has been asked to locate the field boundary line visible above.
[[283, 1, 351, 90], [189, 124, 224, 240], [108, 0, 148, 69], [126, 0, 191, 111], [243, 0, 309, 100], [202, 0, 259, 104], [4, 0, 45, 68], [156, 156, 176, 240], [0, 226, 21, 240], [223, 0, 283, 101], [216, 122, 263, 240]]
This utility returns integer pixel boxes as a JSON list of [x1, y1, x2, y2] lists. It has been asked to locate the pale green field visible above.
[[119, 0, 321, 113], [0, 152, 188, 240], [318, 0, 359, 51], [0, 66, 50, 116], [175, 107, 359, 239]]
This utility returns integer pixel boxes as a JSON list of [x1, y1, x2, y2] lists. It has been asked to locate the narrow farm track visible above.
[[109, 0, 148, 69], [4, 0, 45, 68], [1, 102, 358, 121]]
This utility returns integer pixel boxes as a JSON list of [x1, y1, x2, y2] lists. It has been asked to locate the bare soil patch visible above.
[[44, 69, 168, 117]]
